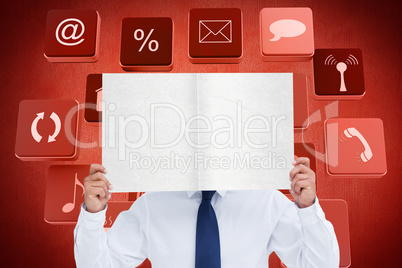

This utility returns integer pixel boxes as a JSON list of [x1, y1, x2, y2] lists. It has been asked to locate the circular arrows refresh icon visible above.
[[30, 112, 61, 143]]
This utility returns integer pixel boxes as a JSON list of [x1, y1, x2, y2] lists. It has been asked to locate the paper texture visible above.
[[102, 73, 293, 192]]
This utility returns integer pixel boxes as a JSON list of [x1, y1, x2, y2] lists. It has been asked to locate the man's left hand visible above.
[[289, 157, 316, 208]]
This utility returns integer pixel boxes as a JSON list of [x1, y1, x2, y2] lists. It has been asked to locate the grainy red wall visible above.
[[1, 0, 400, 267]]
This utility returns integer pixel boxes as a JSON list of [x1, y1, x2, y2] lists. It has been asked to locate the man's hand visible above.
[[289, 157, 316, 208], [84, 164, 113, 213]]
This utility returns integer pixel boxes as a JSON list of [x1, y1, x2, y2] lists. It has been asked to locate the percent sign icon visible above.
[[134, 29, 159, 52]]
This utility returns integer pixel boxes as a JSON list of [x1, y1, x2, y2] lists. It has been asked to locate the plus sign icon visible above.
[[44, 10, 100, 62]]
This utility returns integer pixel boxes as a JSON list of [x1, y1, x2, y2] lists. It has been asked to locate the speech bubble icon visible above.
[[269, 19, 306, 42]]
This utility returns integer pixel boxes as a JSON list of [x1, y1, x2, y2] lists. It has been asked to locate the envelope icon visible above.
[[199, 20, 232, 43]]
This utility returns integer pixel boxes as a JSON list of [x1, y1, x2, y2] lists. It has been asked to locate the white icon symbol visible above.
[[55, 18, 85, 46], [134, 29, 159, 52], [62, 173, 85, 213], [105, 216, 113, 226], [30, 112, 61, 143], [96, 87, 102, 111], [269, 19, 306, 42], [339, 127, 373, 162], [199, 20, 232, 43], [325, 54, 359, 92]]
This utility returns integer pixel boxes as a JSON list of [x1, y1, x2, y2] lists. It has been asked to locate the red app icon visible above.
[[120, 18, 173, 71], [294, 143, 316, 172], [128, 192, 145, 201], [320, 200, 351, 268], [280, 143, 316, 196], [281, 200, 351, 268], [85, 74, 102, 123], [293, 73, 309, 129], [325, 118, 387, 177], [314, 49, 365, 100], [45, 165, 135, 226], [15, 100, 79, 161], [44, 10, 100, 62], [104, 202, 134, 230], [44, 165, 88, 224], [260, 8, 314, 61], [189, 8, 243, 63]]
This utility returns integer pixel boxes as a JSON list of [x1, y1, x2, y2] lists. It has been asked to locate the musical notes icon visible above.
[[45, 165, 90, 224], [45, 165, 136, 226], [62, 173, 85, 213]]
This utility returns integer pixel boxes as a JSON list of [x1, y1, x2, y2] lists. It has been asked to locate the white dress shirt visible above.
[[74, 190, 339, 268]]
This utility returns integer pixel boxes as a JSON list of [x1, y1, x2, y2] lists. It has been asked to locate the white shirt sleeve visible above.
[[74, 198, 149, 268], [267, 194, 340, 268]]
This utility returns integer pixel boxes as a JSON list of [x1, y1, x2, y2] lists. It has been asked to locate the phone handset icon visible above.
[[344, 127, 373, 162]]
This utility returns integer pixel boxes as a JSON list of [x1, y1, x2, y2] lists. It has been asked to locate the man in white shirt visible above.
[[74, 157, 339, 267]]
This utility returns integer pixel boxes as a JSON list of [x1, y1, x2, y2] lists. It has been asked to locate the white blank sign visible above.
[[102, 73, 294, 192]]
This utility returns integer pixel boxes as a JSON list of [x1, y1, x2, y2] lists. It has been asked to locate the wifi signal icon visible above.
[[324, 54, 359, 92]]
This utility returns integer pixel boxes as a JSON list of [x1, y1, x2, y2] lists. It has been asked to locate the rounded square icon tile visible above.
[[44, 9, 100, 62], [120, 17, 173, 71], [314, 49, 365, 100]]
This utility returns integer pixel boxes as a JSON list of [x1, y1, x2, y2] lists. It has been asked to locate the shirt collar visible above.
[[187, 190, 227, 198]]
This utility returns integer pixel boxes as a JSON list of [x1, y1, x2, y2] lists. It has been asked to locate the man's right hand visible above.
[[84, 164, 113, 213]]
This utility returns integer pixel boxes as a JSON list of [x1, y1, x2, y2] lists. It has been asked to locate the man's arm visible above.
[[267, 157, 340, 267], [74, 164, 148, 267], [268, 195, 340, 268]]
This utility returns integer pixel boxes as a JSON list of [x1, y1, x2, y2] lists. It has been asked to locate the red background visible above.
[[1, 0, 401, 267]]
